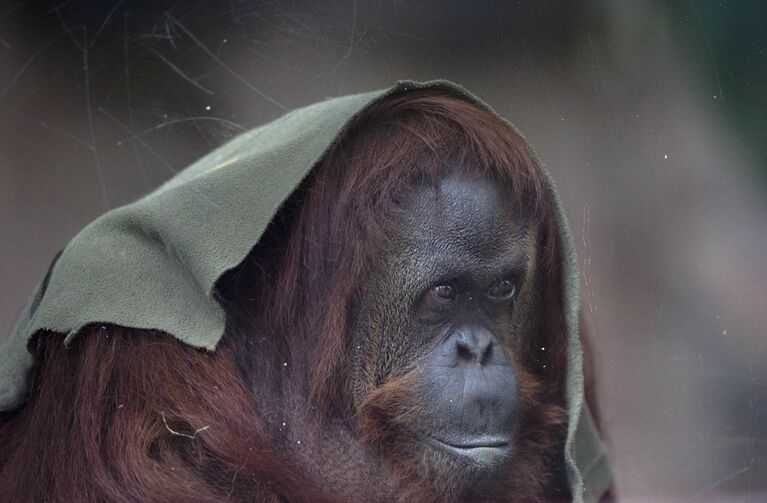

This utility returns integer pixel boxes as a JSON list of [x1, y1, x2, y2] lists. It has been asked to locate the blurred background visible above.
[[1, 1, 765, 500]]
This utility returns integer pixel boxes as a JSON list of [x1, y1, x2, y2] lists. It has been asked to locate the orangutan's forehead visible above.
[[401, 174, 526, 251]]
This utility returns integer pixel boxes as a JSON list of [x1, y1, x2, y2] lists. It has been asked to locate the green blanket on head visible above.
[[0, 79, 612, 502]]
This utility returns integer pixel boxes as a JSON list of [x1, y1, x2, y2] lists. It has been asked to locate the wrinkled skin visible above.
[[352, 172, 549, 498]]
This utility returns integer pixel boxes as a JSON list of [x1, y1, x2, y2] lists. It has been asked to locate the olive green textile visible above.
[[0, 80, 611, 502]]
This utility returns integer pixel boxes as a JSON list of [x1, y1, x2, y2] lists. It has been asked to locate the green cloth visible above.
[[0, 80, 611, 501]]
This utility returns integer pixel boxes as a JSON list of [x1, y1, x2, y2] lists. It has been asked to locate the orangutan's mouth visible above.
[[421, 433, 513, 465]]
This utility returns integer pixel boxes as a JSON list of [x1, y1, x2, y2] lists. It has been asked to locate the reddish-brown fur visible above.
[[0, 90, 589, 502]]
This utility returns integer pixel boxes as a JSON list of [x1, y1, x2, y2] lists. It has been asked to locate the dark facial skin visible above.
[[352, 172, 537, 491]]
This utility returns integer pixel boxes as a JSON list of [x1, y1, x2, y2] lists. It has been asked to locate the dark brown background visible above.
[[1, 1, 766, 500]]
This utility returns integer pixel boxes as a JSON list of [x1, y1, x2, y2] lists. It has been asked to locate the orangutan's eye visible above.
[[488, 277, 516, 300], [431, 283, 458, 303]]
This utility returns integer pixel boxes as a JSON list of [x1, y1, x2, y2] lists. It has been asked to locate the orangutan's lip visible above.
[[420, 433, 512, 464], [440, 437, 510, 449]]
